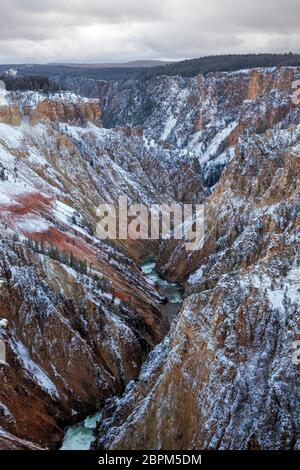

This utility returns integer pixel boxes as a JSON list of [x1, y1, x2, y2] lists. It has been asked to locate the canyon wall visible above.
[[94, 67, 300, 450], [1, 67, 300, 450]]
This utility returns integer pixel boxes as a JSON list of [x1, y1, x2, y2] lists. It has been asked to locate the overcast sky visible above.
[[0, 0, 299, 63]]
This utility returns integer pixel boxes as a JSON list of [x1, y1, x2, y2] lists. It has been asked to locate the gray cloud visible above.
[[0, 0, 299, 63]]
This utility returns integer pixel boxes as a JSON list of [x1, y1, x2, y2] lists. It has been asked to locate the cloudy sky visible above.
[[0, 0, 299, 63]]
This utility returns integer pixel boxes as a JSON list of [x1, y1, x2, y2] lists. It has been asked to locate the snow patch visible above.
[[12, 340, 60, 398], [17, 216, 49, 234]]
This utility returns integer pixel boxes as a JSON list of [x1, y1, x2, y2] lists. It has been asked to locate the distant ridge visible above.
[[49, 60, 174, 69], [1, 54, 300, 83], [139, 53, 300, 79]]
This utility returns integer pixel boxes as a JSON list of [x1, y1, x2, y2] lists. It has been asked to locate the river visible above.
[[140, 259, 183, 322], [60, 259, 183, 450]]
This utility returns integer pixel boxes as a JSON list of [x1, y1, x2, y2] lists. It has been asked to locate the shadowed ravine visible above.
[[60, 259, 183, 450]]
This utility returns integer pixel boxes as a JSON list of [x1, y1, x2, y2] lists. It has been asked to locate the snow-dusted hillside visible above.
[[92, 67, 300, 451], [0, 90, 170, 449], [1, 67, 300, 450]]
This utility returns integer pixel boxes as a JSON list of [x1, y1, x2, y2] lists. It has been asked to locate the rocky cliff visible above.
[[93, 67, 300, 450], [1, 67, 300, 450], [0, 90, 170, 449]]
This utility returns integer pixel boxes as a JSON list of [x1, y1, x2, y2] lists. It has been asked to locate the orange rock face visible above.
[[0, 105, 21, 126], [247, 70, 273, 100], [25, 99, 102, 127]]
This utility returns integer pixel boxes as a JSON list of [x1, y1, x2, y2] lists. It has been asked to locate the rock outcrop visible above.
[[1, 91, 101, 128], [0, 105, 21, 126], [25, 98, 101, 127], [93, 68, 300, 451]]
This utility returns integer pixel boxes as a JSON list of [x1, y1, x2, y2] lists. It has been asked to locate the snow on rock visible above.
[[16, 216, 49, 234], [12, 340, 60, 399], [188, 266, 204, 285], [1, 66, 300, 451], [0, 426, 44, 450], [0, 319, 8, 329], [93, 67, 300, 451]]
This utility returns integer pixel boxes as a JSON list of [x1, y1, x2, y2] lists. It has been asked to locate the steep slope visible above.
[[94, 68, 300, 450], [0, 91, 171, 449], [94, 68, 298, 187], [1, 67, 300, 451]]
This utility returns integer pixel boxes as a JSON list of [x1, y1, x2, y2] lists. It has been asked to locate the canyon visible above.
[[0, 66, 300, 450]]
